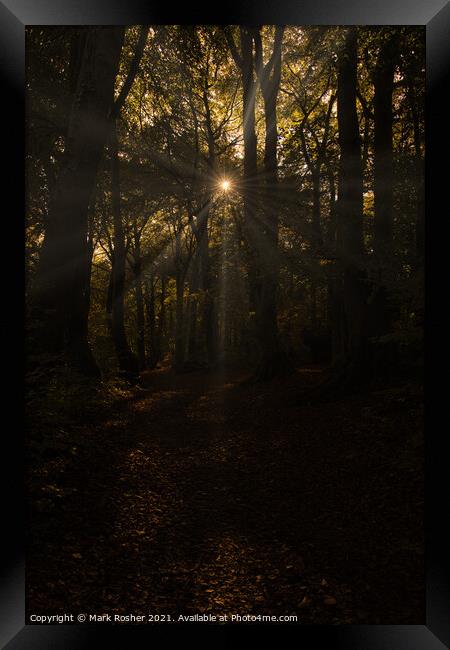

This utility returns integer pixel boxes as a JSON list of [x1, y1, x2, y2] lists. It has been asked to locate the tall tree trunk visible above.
[[415, 156, 425, 268], [106, 263, 114, 336], [35, 27, 125, 376], [159, 273, 167, 359], [326, 167, 346, 365], [336, 28, 368, 384], [408, 80, 424, 268], [198, 219, 217, 366], [241, 27, 260, 337], [310, 281, 318, 329], [174, 233, 185, 370], [309, 169, 322, 330], [191, 198, 217, 366], [106, 27, 149, 377], [168, 297, 174, 353], [258, 91, 280, 377], [409, 82, 424, 336], [185, 259, 200, 363], [175, 273, 185, 370], [110, 124, 139, 376], [226, 26, 269, 371], [200, 94, 218, 366], [183, 286, 194, 363], [132, 228, 146, 370], [84, 226, 94, 327], [311, 168, 323, 251], [370, 33, 399, 377], [226, 28, 259, 355], [373, 36, 397, 255], [253, 26, 288, 379], [145, 275, 158, 368]]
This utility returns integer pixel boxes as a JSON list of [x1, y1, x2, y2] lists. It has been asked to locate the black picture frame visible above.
[[1, 0, 448, 646]]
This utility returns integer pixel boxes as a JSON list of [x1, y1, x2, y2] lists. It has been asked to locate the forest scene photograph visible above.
[[26, 24, 424, 624]]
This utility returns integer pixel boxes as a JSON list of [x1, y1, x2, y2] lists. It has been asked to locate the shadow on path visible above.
[[27, 367, 424, 624]]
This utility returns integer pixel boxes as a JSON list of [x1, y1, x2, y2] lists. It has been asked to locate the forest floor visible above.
[[27, 364, 424, 624]]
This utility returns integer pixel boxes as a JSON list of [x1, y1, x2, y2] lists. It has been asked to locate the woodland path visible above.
[[28, 367, 423, 624]]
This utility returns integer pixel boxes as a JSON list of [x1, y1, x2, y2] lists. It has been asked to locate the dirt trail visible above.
[[28, 367, 423, 624]]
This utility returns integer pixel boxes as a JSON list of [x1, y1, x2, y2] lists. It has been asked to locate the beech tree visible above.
[[336, 28, 367, 383], [35, 27, 125, 377], [27, 25, 424, 385]]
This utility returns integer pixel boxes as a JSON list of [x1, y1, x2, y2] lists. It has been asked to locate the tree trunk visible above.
[[200, 95, 218, 366], [325, 168, 345, 365], [225, 27, 261, 367], [168, 286, 174, 353], [239, 28, 260, 347], [311, 168, 323, 250], [185, 258, 200, 363], [257, 93, 281, 377], [415, 158, 425, 267], [373, 35, 397, 257], [105, 26, 148, 377], [175, 271, 185, 370], [84, 227, 94, 327], [145, 275, 158, 368], [132, 229, 146, 370], [174, 230, 185, 370], [199, 221, 217, 366], [253, 26, 288, 379], [35, 27, 125, 376], [106, 264, 114, 336], [110, 124, 139, 376], [159, 273, 167, 359], [309, 169, 322, 331], [336, 28, 368, 385], [371, 33, 399, 376], [183, 287, 194, 363], [408, 80, 424, 268]]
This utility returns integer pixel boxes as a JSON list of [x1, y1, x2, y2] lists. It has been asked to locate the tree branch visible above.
[[224, 27, 243, 70], [109, 26, 149, 120]]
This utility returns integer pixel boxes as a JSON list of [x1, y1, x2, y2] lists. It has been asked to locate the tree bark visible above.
[[226, 27, 259, 359], [373, 34, 397, 258], [107, 27, 149, 377], [253, 26, 289, 379], [110, 125, 139, 376], [200, 93, 218, 366], [175, 277, 185, 370], [336, 28, 368, 384], [145, 275, 158, 368], [158, 273, 167, 360], [174, 232, 185, 370], [325, 167, 346, 365], [371, 33, 399, 375], [197, 217, 217, 366], [84, 225, 94, 327], [35, 27, 125, 377], [407, 78, 424, 268], [132, 227, 146, 370]]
